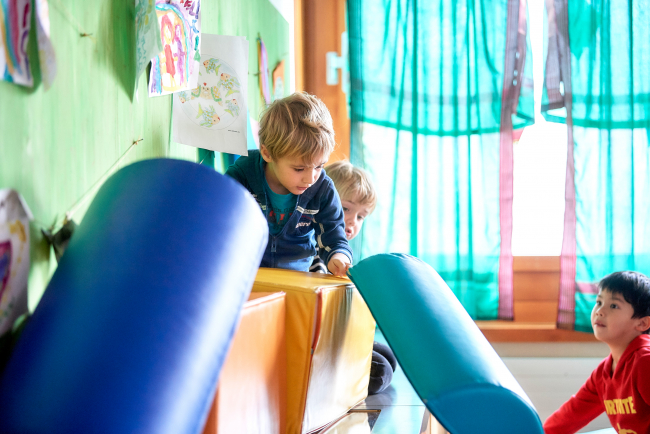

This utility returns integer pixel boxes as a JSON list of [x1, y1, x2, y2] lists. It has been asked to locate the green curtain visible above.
[[348, 0, 534, 319], [542, 0, 650, 331]]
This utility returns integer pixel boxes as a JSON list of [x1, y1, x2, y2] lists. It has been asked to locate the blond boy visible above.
[[226, 92, 351, 276]]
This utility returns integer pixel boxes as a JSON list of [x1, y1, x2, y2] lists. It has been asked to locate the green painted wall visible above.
[[0, 0, 289, 309]]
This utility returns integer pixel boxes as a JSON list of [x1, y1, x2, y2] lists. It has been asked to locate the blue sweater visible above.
[[226, 150, 352, 271]]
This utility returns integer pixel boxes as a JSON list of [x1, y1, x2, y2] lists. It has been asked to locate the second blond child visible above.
[[309, 160, 376, 273], [308, 161, 397, 395]]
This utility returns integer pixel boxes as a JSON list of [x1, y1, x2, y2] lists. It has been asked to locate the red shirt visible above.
[[544, 334, 650, 434]]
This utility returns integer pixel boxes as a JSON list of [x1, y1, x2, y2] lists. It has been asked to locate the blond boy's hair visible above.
[[258, 92, 336, 163], [326, 161, 377, 212]]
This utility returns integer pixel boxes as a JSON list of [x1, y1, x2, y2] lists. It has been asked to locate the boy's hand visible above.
[[328, 253, 351, 277]]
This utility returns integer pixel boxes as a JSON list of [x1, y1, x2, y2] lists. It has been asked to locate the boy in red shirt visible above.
[[544, 271, 650, 434]]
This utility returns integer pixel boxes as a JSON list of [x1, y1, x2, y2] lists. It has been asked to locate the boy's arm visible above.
[[328, 253, 351, 277], [638, 353, 650, 405], [543, 370, 605, 434], [225, 162, 247, 187], [313, 183, 352, 269]]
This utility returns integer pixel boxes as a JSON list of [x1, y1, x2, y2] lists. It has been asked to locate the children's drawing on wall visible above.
[[272, 60, 285, 101], [172, 34, 248, 155], [257, 35, 271, 105], [34, 0, 57, 90], [148, 0, 201, 97], [176, 59, 241, 128], [0, 189, 32, 336], [0, 0, 33, 87], [135, 0, 161, 96]]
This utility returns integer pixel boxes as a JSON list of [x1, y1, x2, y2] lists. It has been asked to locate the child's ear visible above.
[[635, 316, 650, 333], [260, 144, 273, 163]]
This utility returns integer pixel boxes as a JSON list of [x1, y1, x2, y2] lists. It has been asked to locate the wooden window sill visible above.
[[475, 321, 598, 342]]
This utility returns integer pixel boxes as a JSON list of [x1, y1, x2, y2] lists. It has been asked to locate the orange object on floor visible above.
[[202, 292, 287, 434], [252, 268, 375, 434]]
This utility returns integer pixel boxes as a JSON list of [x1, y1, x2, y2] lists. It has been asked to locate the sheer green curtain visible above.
[[348, 0, 534, 319], [543, 0, 650, 331]]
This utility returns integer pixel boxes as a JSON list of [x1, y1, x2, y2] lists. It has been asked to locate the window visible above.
[[512, 0, 567, 256]]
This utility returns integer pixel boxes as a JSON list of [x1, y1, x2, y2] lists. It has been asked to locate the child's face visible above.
[[341, 196, 372, 240], [592, 289, 645, 346], [261, 147, 328, 196]]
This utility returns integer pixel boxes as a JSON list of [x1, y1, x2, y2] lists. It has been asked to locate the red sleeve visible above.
[[636, 353, 650, 406], [543, 368, 605, 434]]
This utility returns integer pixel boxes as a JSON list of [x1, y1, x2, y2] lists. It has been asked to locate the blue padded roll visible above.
[[0, 159, 268, 434], [348, 253, 544, 434]]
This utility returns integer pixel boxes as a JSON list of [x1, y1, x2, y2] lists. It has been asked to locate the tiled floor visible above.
[[494, 341, 612, 432], [502, 356, 611, 432], [356, 356, 428, 433], [325, 336, 617, 433]]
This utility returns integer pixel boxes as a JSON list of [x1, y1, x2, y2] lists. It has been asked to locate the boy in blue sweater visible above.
[[226, 92, 352, 276]]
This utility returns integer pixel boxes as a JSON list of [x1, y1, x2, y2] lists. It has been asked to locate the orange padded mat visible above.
[[251, 268, 375, 434], [203, 292, 287, 434]]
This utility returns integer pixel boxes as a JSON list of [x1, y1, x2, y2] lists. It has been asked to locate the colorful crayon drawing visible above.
[[218, 72, 240, 97], [1, 0, 34, 87], [224, 98, 240, 117], [177, 90, 190, 103], [135, 0, 161, 95], [171, 34, 248, 155], [203, 57, 220, 75], [0, 189, 32, 337], [257, 35, 271, 105], [0, 242, 11, 305], [272, 60, 285, 101], [211, 85, 223, 105], [178, 82, 222, 105], [148, 0, 201, 97], [176, 55, 243, 130], [196, 104, 220, 128]]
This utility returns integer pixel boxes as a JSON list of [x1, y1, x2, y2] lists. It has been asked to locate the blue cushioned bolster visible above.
[[0, 159, 268, 434], [348, 253, 544, 434]]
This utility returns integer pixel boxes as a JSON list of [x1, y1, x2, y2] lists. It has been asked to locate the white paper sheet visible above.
[[172, 34, 248, 155], [34, 0, 57, 90]]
